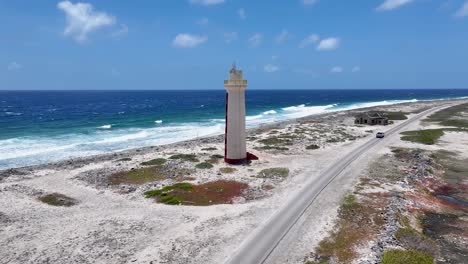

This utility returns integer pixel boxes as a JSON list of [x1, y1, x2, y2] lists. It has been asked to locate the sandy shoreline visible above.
[[0, 98, 467, 264], [0, 97, 463, 176]]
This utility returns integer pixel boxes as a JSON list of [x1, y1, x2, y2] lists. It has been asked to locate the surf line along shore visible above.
[[0, 97, 467, 264]]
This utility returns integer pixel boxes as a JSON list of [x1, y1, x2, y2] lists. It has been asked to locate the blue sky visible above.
[[1, 0, 468, 90]]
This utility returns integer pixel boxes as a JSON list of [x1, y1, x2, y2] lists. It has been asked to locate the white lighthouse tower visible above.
[[224, 64, 248, 164]]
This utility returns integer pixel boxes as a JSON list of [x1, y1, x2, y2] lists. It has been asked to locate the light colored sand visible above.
[[0, 99, 466, 264]]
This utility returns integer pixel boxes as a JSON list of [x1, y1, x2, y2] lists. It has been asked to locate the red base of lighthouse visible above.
[[224, 152, 259, 165]]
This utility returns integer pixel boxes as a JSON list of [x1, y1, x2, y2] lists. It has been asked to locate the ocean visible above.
[[1, 89, 468, 170]]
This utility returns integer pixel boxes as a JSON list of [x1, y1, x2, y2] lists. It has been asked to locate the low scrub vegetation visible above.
[[381, 250, 433, 264], [382, 111, 408, 120], [257, 167, 289, 178], [169, 154, 199, 162], [144, 180, 248, 206], [195, 162, 214, 169], [306, 144, 320, 150], [400, 129, 444, 145], [395, 228, 438, 256], [258, 137, 292, 146], [426, 103, 468, 129], [39, 193, 77, 207], [219, 167, 236, 174], [108, 166, 167, 185], [314, 194, 386, 263], [141, 158, 166, 166], [201, 147, 217, 151], [255, 146, 289, 151]]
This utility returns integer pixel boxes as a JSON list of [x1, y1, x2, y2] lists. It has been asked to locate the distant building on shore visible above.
[[224, 64, 258, 164], [354, 112, 389, 125]]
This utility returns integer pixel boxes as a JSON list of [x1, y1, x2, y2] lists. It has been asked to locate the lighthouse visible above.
[[224, 64, 248, 164]]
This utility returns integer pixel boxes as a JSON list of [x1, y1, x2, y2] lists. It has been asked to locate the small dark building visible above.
[[354, 112, 389, 125]]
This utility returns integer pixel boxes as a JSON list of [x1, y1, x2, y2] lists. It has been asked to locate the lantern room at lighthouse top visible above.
[[225, 64, 248, 86]]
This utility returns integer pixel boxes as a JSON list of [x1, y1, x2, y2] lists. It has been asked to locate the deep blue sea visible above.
[[1, 89, 468, 170]]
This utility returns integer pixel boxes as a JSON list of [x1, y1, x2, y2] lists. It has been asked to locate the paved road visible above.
[[225, 105, 448, 264]]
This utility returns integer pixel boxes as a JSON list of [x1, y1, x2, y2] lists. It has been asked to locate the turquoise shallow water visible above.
[[1, 89, 467, 169]]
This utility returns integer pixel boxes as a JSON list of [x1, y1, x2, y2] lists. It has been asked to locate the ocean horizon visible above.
[[1, 89, 468, 170]]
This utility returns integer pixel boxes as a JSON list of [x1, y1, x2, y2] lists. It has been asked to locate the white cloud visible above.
[[317, 37, 340, 51], [112, 24, 128, 38], [303, 0, 319, 6], [238, 8, 247, 20], [57, 1, 116, 43], [224, 32, 238, 43], [299, 34, 319, 48], [173, 34, 207, 48], [189, 0, 224, 6], [276, 30, 291, 44], [264, 64, 280, 73], [248, 33, 263, 48], [454, 1, 468, 17], [352, 66, 361, 73], [197, 17, 209, 25], [331, 66, 343, 73], [376, 0, 415, 11], [7, 62, 22, 71]]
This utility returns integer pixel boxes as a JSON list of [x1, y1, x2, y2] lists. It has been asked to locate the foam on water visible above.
[[0, 123, 224, 169], [98, 124, 112, 129], [0, 95, 465, 170]]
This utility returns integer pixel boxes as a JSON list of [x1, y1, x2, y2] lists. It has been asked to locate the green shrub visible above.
[[306, 144, 320, 150], [141, 158, 166, 166], [381, 250, 433, 264], [210, 154, 224, 159], [39, 193, 77, 207], [144, 183, 193, 198], [201, 147, 217, 151], [382, 111, 408, 120], [257, 168, 289, 178], [169, 154, 199, 162], [400, 129, 444, 145], [258, 137, 292, 146], [196, 162, 214, 169], [117, 157, 132, 161]]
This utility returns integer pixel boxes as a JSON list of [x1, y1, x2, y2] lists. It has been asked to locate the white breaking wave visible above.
[[98, 124, 112, 129], [0, 96, 459, 170], [333, 99, 418, 111], [281, 104, 337, 119], [5, 112, 23, 116], [246, 114, 264, 121], [0, 123, 225, 170], [263, 110, 277, 115]]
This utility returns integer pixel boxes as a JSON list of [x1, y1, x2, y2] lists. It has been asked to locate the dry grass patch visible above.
[[315, 194, 387, 263], [39, 193, 78, 207], [219, 167, 237, 174], [144, 180, 248, 206], [381, 250, 433, 264], [257, 168, 289, 178], [108, 166, 194, 185]]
